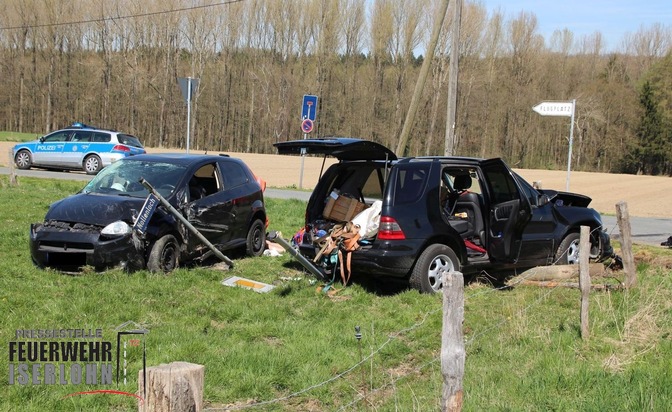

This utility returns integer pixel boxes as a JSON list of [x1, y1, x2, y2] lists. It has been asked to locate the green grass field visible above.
[[1, 176, 671, 411], [0, 131, 38, 142]]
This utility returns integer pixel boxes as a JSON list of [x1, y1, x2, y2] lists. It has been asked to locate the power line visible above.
[[0, 0, 245, 31]]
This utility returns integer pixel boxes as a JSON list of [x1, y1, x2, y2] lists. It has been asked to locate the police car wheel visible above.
[[83, 154, 103, 175], [15, 150, 32, 170]]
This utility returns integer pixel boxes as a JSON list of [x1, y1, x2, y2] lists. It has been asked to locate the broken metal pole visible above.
[[139, 177, 235, 268], [269, 232, 328, 281]]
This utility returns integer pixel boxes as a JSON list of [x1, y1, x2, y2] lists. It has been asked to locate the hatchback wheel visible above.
[[15, 150, 32, 169], [555, 232, 581, 265], [83, 154, 103, 174], [410, 244, 460, 293], [246, 218, 266, 257], [147, 235, 179, 273]]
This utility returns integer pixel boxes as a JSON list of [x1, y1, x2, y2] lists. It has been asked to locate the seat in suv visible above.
[[274, 138, 614, 293]]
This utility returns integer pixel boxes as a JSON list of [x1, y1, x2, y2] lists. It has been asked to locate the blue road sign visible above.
[[178, 77, 199, 103], [302, 95, 318, 121], [133, 193, 159, 235]]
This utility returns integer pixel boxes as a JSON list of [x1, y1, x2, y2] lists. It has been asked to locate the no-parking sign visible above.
[[301, 118, 314, 134]]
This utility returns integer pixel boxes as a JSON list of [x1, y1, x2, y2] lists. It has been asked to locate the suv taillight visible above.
[[112, 145, 130, 152], [377, 216, 405, 240]]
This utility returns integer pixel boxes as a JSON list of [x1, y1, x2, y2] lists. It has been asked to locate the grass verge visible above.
[[0, 131, 37, 142], [0, 176, 671, 411]]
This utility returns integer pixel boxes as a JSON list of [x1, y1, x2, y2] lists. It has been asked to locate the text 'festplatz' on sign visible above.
[[531, 101, 574, 117]]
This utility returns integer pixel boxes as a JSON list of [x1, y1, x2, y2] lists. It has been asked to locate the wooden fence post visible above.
[[441, 270, 465, 412], [579, 226, 590, 340], [138, 361, 204, 412], [615, 201, 636, 289], [8, 149, 17, 186]]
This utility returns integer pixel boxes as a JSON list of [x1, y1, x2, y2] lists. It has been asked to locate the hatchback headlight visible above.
[[101, 221, 132, 236]]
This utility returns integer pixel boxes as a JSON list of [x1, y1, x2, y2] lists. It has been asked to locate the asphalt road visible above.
[[3, 167, 670, 247]]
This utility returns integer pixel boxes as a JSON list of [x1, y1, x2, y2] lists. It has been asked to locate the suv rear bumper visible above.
[[350, 239, 426, 279], [301, 239, 420, 279]]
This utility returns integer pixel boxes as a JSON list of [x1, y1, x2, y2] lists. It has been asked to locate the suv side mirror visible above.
[[537, 194, 550, 207]]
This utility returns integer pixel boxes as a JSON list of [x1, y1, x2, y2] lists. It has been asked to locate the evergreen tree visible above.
[[619, 81, 671, 175]]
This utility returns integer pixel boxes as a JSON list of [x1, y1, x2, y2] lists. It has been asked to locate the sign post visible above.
[[178, 77, 200, 154], [298, 95, 318, 189], [532, 100, 576, 191]]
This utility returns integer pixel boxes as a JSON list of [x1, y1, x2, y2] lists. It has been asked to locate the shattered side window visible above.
[[82, 160, 186, 198]]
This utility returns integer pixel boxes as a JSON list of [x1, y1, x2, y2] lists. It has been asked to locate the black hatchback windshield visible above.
[[82, 159, 187, 198]]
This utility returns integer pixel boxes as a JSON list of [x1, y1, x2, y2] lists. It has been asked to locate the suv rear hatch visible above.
[[274, 137, 397, 161], [274, 138, 397, 222], [274, 138, 399, 270]]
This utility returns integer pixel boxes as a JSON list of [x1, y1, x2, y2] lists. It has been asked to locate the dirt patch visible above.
[[3, 141, 671, 218], [634, 249, 672, 269]]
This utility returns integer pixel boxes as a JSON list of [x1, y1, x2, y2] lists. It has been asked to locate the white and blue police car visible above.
[[13, 123, 146, 174]]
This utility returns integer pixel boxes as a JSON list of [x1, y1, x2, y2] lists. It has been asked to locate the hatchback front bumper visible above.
[[30, 223, 145, 272]]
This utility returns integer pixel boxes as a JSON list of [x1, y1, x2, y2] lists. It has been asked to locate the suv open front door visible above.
[[481, 159, 532, 263]]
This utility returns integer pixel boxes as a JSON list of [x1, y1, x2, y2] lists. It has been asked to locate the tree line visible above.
[[0, 0, 670, 175]]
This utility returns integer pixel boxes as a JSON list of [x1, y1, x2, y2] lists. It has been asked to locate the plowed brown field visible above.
[[3, 142, 670, 218]]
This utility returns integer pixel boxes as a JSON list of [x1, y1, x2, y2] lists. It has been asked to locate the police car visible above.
[[12, 123, 146, 174]]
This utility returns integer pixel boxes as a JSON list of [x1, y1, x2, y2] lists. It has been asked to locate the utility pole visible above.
[[444, 0, 462, 156], [395, 0, 451, 157]]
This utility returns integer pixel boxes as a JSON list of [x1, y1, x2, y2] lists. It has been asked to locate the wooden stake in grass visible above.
[[8, 148, 17, 186], [616, 201, 636, 289], [579, 225, 591, 340], [355, 325, 367, 409], [138, 362, 204, 412], [441, 270, 464, 412]]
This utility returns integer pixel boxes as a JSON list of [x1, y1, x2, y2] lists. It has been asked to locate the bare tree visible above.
[[0, 1, 668, 175], [502, 11, 543, 163], [549, 28, 575, 54]]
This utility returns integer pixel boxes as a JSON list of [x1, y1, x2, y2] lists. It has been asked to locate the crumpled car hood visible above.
[[542, 190, 592, 208], [44, 193, 147, 226]]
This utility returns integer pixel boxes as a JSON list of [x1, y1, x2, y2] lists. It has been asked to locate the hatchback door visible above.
[[185, 160, 256, 251], [480, 159, 532, 262]]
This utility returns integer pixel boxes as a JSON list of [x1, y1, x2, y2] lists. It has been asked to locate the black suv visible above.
[[275, 138, 613, 293]]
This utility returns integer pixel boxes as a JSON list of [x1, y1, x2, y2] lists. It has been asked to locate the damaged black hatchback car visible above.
[[30, 153, 267, 272], [275, 138, 614, 293]]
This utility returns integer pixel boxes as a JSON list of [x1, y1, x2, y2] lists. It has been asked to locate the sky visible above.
[[476, 0, 671, 52]]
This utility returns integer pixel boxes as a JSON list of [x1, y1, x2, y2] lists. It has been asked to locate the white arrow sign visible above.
[[532, 101, 574, 117], [532, 99, 577, 191]]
